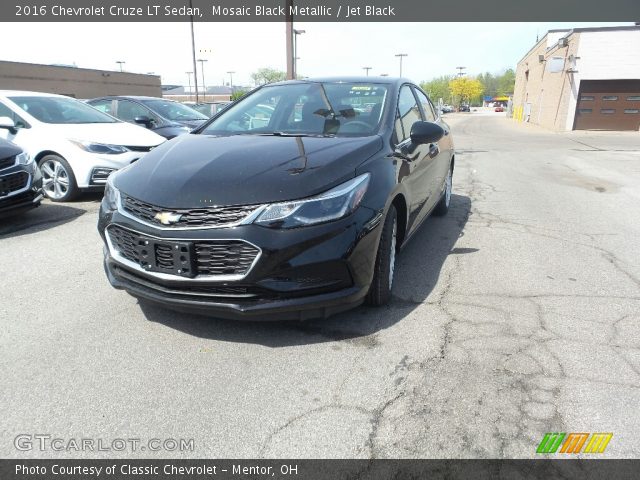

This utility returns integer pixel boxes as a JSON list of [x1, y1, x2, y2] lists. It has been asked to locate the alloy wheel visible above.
[[41, 159, 70, 200]]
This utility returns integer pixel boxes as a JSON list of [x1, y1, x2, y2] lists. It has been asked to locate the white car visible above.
[[0, 91, 165, 201]]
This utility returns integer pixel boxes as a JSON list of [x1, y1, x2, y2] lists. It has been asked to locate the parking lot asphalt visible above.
[[1, 113, 639, 459]]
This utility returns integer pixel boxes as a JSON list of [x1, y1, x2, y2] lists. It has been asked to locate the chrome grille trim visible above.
[[117, 194, 266, 230], [105, 223, 262, 282]]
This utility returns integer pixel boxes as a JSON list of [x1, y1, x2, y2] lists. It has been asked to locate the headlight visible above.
[[70, 140, 129, 155], [255, 173, 370, 228], [103, 174, 120, 210], [16, 151, 33, 165]]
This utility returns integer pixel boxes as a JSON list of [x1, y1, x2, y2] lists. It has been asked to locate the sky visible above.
[[0, 21, 633, 87]]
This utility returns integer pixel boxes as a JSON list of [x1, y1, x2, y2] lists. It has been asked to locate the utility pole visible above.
[[186, 72, 193, 101], [116, 61, 125, 72], [198, 59, 208, 100], [363, 67, 372, 76], [285, 0, 294, 80], [395, 54, 407, 77], [293, 29, 305, 79], [227, 71, 235, 88], [456, 66, 466, 77], [189, 0, 199, 102]]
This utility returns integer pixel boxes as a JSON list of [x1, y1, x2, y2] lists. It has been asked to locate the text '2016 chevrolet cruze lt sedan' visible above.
[[98, 77, 455, 320]]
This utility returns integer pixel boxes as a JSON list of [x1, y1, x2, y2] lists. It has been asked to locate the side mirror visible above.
[[134, 115, 153, 128], [0, 116, 17, 134], [410, 121, 445, 145]]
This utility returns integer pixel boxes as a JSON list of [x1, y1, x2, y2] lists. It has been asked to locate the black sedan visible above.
[[98, 77, 455, 320], [0, 137, 43, 215], [87, 96, 208, 139]]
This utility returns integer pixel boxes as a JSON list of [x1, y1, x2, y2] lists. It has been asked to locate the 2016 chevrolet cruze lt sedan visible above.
[[98, 77, 455, 320]]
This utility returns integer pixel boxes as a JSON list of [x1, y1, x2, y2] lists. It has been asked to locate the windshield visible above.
[[142, 100, 208, 122], [199, 82, 388, 137], [9, 96, 118, 124]]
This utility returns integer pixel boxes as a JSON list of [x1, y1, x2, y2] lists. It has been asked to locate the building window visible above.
[[602, 96, 618, 101], [578, 109, 592, 114], [626, 96, 640, 101], [579, 96, 594, 101], [600, 109, 616, 114], [624, 109, 639, 114]]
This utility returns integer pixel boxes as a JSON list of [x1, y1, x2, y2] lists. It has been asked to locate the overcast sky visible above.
[[0, 22, 632, 87]]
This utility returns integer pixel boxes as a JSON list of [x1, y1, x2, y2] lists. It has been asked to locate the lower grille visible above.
[[107, 225, 260, 278], [90, 167, 116, 185], [0, 155, 16, 170], [113, 265, 269, 299], [0, 172, 29, 198]]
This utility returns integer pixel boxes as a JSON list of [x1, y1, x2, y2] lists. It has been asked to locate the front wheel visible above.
[[433, 164, 453, 217], [365, 205, 397, 307], [39, 154, 78, 202]]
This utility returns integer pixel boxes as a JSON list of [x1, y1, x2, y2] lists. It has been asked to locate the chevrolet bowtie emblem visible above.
[[154, 211, 182, 225]]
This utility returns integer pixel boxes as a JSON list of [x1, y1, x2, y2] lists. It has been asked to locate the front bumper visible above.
[[0, 163, 43, 215], [71, 151, 154, 189], [99, 203, 383, 321]]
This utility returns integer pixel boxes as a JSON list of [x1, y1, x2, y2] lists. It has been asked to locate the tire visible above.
[[39, 154, 79, 202], [365, 205, 398, 307], [433, 164, 453, 217]]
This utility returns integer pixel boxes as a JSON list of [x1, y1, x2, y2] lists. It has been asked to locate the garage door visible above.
[[573, 80, 640, 131]]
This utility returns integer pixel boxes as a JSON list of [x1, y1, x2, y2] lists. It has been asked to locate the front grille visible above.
[[0, 155, 16, 170], [122, 194, 260, 228], [0, 172, 29, 198], [107, 225, 260, 278], [125, 145, 155, 152], [195, 242, 260, 275]]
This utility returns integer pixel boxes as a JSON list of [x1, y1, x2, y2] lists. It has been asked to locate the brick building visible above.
[[512, 26, 640, 131]]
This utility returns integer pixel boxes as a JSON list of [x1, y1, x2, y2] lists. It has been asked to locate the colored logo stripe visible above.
[[537, 433, 566, 453], [559, 433, 589, 454], [584, 433, 613, 454]]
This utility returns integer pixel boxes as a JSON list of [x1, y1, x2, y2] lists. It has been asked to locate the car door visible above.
[[393, 85, 438, 233], [114, 99, 158, 129], [413, 88, 452, 214]]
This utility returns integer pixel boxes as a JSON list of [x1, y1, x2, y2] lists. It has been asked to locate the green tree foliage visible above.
[[497, 69, 516, 96], [478, 69, 516, 98], [230, 90, 247, 101], [250, 68, 286, 86], [420, 75, 454, 104]]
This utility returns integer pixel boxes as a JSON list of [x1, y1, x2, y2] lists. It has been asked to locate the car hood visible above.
[[115, 133, 383, 207], [46, 122, 165, 147]]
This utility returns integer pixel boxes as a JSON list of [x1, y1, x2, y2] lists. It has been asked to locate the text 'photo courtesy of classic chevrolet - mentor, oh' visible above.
[[98, 77, 455, 320]]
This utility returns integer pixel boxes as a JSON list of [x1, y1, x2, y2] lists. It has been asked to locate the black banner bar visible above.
[[2, 459, 640, 480], [5, 0, 640, 22]]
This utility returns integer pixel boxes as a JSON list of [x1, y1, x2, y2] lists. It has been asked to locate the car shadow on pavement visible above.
[[0, 203, 86, 239], [140, 193, 472, 347]]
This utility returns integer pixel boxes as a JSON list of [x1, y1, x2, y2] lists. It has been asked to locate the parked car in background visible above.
[[184, 101, 231, 118], [0, 137, 43, 215], [99, 77, 455, 320], [0, 91, 165, 201], [87, 96, 208, 139], [495, 106, 505, 112], [441, 104, 454, 114], [459, 104, 471, 112]]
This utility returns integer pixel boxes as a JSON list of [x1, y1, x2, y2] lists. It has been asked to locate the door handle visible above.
[[428, 143, 439, 158]]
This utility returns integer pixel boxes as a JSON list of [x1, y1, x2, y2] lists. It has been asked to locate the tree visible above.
[[230, 90, 247, 101], [497, 68, 516, 96], [250, 68, 286, 86], [420, 75, 454, 104], [449, 77, 484, 106]]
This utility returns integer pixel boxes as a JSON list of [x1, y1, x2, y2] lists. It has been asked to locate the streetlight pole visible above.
[[227, 71, 235, 89], [456, 66, 466, 77], [186, 72, 193, 101], [395, 54, 407, 77], [293, 29, 305, 79], [116, 61, 125, 72], [363, 67, 372, 76], [198, 59, 208, 100], [285, 0, 294, 80]]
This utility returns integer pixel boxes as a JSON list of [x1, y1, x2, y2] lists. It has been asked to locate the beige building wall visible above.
[[0, 61, 161, 98], [513, 32, 580, 131]]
